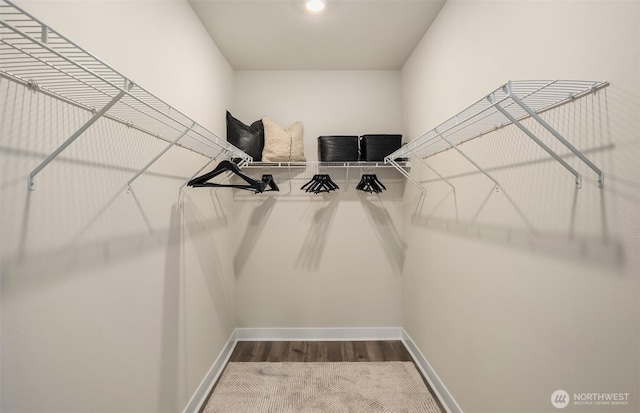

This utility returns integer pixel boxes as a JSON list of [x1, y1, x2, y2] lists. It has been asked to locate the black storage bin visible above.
[[318, 136, 359, 162], [359, 134, 402, 161]]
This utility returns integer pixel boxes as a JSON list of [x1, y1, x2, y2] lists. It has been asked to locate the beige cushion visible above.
[[261, 117, 306, 162]]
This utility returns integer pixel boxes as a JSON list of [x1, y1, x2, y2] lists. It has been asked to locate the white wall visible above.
[[234, 70, 402, 161], [232, 71, 405, 328], [401, 1, 640, 413], [1, 1, 236, 412]]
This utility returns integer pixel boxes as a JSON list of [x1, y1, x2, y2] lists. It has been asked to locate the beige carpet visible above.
[[203, 362, 442, 413]]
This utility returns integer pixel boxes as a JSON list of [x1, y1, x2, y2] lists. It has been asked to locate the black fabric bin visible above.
[[359, 134, 402, 161], [318, 136, 359, 162]]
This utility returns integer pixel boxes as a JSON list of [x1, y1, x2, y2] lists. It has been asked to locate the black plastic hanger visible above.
[[301, 174, 339, 194], [261, 174, 279, 192], [187, 160, 266, 193], [356, 174, 386, 194]]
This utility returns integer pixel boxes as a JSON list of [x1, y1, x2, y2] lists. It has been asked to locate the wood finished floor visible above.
[[229, 340, 412, 362], [201, 341, 446, 413]]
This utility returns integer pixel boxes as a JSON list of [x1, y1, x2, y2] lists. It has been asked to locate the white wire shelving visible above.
[[385, 80, 609, 189], [242, 161, 410, 193], [0, 0, 251, 191], [237, 161, 409, 195], [244, 161, 408, 169]]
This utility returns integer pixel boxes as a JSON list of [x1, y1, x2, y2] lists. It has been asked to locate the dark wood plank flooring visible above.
[[229, 340, 412, 362], [200, 340, 446, 413]]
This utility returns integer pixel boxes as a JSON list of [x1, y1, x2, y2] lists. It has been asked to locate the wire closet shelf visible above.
[[243, 161, 408, 169], [0, 0, 251, 190], [385, 80, 609, 188]]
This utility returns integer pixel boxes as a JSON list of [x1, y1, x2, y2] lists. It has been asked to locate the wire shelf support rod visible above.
[[489, 91, 583, 189], [27, 84, 129, 191], [504, 81, 604, 187]]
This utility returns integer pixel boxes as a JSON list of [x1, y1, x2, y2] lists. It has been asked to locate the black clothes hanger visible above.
[[261, 174, 279, 192], [301, 174, 339, 194], [356, 174, 386, 194], [187, 160, 266, 193], [305, 175, 334, 194]]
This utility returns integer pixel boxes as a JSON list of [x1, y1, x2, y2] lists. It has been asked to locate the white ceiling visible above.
[[188, 0, 446, 70]]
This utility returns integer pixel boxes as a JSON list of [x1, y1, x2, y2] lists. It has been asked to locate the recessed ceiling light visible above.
[[305, 0, 326, 13]]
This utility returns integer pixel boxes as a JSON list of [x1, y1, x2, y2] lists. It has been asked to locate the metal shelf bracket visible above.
[[488, 90, 583, 189], [408, 147, 456, 194], [40, 24, 48, 43], [387, 157, 426, 197], [434, 128, 503, 190], [127, 121, 197, 191], [504, 81, 604, 188], [27, 89, 126, 191]]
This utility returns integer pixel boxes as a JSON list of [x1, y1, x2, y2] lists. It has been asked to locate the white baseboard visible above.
[[401, 329, 463, 413], [182, 330, 238, 413], [235, 327, 403, 341]]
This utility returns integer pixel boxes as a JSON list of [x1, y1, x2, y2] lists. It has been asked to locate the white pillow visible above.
[[261, 117, 306, 162]]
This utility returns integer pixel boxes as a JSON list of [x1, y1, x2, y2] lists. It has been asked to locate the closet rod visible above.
[[243, 161, 406, 168]]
